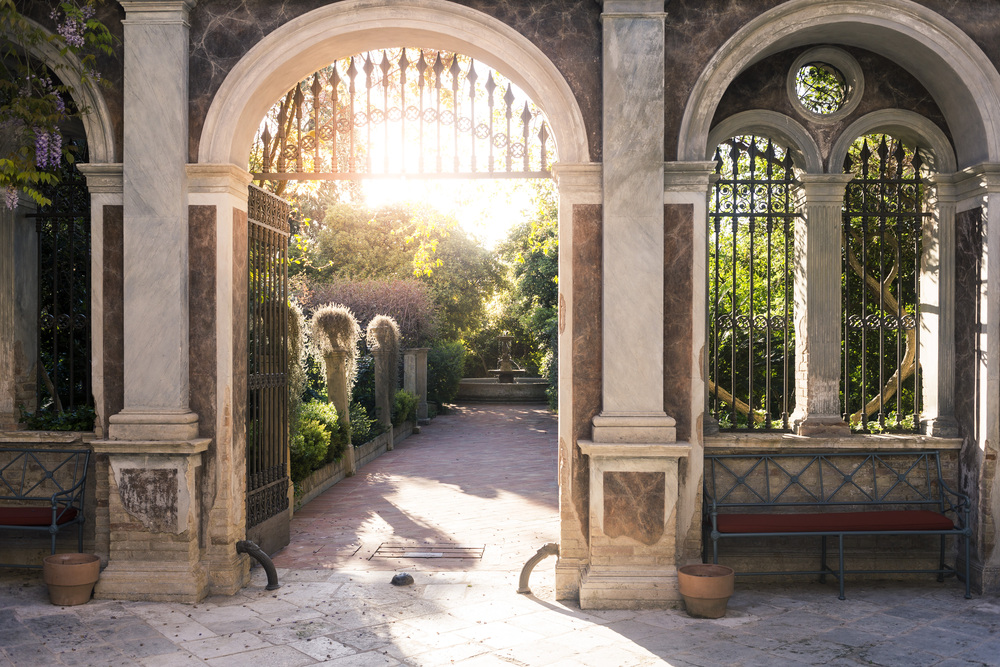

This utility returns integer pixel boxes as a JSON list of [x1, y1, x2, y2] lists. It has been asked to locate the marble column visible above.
[[593, 0, 673, 444], [920, 174, 959, 436], [790, 174, 854, 435], [109, 0, 199, 441], [94, 0, 208, 603]]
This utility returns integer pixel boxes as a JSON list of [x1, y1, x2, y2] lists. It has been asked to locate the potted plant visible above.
[[42, 553, 100, 606], [677, 563, 735, 619]]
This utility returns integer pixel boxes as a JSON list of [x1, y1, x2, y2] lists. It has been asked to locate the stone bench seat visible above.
[[704, 450, 971, 599]]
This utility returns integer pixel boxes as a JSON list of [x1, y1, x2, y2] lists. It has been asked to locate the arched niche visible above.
[[679, 0, 1000, 170]]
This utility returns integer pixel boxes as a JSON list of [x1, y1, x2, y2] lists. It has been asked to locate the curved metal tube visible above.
[[517, 542, 559, 595], [236, 540, 281, 590]]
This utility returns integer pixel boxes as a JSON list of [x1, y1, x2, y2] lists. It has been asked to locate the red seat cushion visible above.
[[715, 510, 955, 534], [0, 507, 79, 527]]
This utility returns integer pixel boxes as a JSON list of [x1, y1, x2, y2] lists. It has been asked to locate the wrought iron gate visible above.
[[32, 142, 91, 415], [246, 185, 291, 554]]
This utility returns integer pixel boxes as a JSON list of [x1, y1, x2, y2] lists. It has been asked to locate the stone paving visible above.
[[1, 404, 998, 666]]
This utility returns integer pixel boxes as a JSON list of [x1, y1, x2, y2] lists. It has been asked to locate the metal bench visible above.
[[0, 447, 90, 568], [704, 450, 971, 599]]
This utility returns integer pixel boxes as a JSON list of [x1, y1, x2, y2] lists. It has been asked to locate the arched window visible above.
[[841, 134, 925, 432], [709, 136, 798, 430]]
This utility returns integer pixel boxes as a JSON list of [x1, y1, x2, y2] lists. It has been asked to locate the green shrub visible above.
[[428, 341, 465, 405], [349, 401, 381, 445], [392, 390, 418, 426], [19, 404, 96, 432], [300, 400, 346, 463], [290, 418, 329, 482]]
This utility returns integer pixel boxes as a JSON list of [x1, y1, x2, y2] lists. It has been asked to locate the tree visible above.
[[1, 0, 113, 208]]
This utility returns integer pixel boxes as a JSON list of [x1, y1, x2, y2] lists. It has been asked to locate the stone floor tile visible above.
[[288, 635, 356, 661], [859, 642, 948, 667], [400, 640, 492, 666], [150, 618, 218, 642], [1, 641, 63, 665], [140, 651, 209, 666], [815, 625, 885, 648], [56, 645, 136, 667], [116, 635, 184, 660], [203, 645, 316, 667], [329, 624, 399, 651], [453, 619, 546, 649], [895, 624, 987, 657], [311, 649, 400, 666], [767, 637, 856, 665], [180, 631, 274, 659], [953, 638, 1000, 665]]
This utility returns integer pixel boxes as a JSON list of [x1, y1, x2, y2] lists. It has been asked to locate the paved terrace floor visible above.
[[1, 404, 998, 666]]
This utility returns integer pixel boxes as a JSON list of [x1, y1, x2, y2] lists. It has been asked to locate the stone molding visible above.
[[829, 109, 957, 174], [551, 163, 602, 200], [92, 437, 210, 455], [198, 0, 590, 169], [186, 163, 253, 197], [705, 111, 822, 173], [663, 161, 717, 191], [77, 163, 124, 194], [119, 0, 196, 23]]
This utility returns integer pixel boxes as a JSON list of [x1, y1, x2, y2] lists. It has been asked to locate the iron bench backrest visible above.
[[0, 448, 91, 512], [704, 451, 964, 517]]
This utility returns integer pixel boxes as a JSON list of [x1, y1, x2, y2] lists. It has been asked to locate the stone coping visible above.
[[0, 430, 93, 444], [704, 432, 963, 452], [577, 440, 692, 458], [90, 438, 211, 455]]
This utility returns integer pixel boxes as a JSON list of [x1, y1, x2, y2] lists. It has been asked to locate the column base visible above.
[[108, 409, 200, 440], [792, 414, 851, 436], [94, 560, 208, 602], [555, 557, 586, 600], [579, 566, 682, 609], [207, 552, 251, 596], [592, 412, 677, 443], [921, 416, 960, 437]]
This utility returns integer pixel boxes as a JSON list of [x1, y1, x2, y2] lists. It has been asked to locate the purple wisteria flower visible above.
[[4, 186, 18, 210], [33, 127, 62, 170], [50, 5, 95, 49]]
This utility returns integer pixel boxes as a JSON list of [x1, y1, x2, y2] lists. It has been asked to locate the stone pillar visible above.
[[403, 348, 429, 424], [94, 0, 208, 603], [552, 163, 602, 601], [577, 0, 692, 609], [0, 194, 37, 428], [370, 321, 395, 441], [78, 164, 124, 438], [324, 349, 356, 476], [920, 174, 959, 436], [789, 174, 855, 435], [594, 0, 675, 446], [186, 164, 254, 595]]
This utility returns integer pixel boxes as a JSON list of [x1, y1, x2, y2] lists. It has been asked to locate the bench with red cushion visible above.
[[704, 451, 971, 599], [0, 448, 90, 568]]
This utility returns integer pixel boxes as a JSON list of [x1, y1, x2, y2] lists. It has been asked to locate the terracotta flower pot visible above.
[[42, 553, 101, 606], [677, 563, 735, 619]]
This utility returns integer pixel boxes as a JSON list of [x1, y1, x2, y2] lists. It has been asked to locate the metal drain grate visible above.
[[370, 544, 485, 560]]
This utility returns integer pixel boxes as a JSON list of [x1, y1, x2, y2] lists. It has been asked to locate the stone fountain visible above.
[[488, 334, 527, 383]]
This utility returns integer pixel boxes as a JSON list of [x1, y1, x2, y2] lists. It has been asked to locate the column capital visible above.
[[599, 0, 666, 16], [664, 161, 717, 192], [187, 163, 253, 198], [77, 163, 123, 194], [552, 163, 602, 198], [119, 0, 196, 22], [798, 172, 855, 201]]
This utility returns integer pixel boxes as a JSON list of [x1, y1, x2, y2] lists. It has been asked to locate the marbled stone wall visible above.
[[189, 205, 218, 549], [186, 0, 601, 164], [232, 208, 249, 525], [572, 204, 602, 545], [603, 471, 665, 546], [955, 207, 987, 555], [102, 205, 124, 437], [664, 204, 693, 442], [712, 46, 951, 170]]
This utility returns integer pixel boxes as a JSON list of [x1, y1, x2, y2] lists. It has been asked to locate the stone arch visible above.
[[8, 18, 117, 163], [829, 109, 957, 175], [198, 0, 590, 169], [706, 110, 823, 174], [678, 0, 1000, 169]]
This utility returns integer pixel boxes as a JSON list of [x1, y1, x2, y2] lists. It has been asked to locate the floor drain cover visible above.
[[371, 544, 485, 560]]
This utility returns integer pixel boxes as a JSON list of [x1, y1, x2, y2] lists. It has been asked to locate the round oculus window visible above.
[[794, 62, 847, 115]]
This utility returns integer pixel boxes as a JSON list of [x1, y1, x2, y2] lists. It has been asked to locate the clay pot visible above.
[[42, 553, 100, 606], [677, 563, 735, 619]]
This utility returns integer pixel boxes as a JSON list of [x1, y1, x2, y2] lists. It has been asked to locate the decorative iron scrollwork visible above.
[[250, 48, 556, 182]]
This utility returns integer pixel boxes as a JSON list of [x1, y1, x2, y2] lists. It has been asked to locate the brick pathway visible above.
[[2, 403, 997, 666], [274, 403, 559, 573]]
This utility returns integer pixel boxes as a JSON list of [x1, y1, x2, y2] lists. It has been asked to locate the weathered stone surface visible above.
[[603, 471, 666, 546], [117, 468, 179, 533]]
